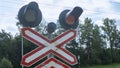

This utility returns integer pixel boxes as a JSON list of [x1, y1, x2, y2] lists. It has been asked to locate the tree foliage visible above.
[[0, 58, 13, 68], [78, 18, 106, 65], [101, 18, 120, 63]]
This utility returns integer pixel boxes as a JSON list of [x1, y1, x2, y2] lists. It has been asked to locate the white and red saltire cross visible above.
[[21, 27, 77, 67]]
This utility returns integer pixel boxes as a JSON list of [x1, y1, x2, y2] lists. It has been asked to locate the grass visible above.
[[80, 63, 120, 68]]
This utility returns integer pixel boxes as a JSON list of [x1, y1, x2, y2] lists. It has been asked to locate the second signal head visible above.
[[59, 6, 83, 29]]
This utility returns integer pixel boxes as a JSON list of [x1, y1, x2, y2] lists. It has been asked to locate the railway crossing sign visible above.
[[21, 27, 77, 67], [35, 57, 70, 68]]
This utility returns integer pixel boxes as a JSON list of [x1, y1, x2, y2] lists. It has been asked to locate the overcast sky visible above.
[[0, 0, 120, 36]]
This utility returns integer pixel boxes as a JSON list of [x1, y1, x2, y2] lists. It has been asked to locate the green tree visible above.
[[0, 30, 13, 59], [0, 29, 22, 68], [0, 58, 13, 68], [79, 18, 94, 64], [79, 18, 105, 65], [91, 25, 105, 64], [101, 18, 119, 63]]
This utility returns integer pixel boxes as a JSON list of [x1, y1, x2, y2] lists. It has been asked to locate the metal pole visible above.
[[21, 36, 24, 68], [47, 33, 54, 58]]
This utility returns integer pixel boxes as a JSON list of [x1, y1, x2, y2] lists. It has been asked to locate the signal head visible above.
[[46, 22, 56, 34], [59, 6, 83, 29], [18, 2, 42, 27]]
